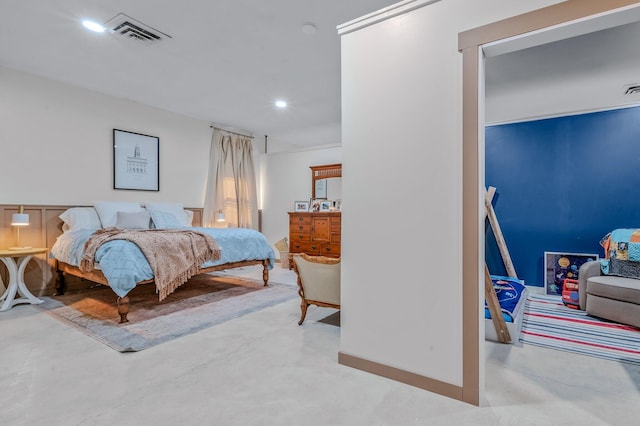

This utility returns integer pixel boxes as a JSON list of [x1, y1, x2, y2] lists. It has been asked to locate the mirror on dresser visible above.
[[311, 163, 342, 202]]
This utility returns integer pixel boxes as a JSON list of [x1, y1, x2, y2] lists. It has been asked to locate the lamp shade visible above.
[[216, 210, 225, 222], [11, 213, 29, 226]]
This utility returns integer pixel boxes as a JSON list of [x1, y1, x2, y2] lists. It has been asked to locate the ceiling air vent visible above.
[[105, 13, 171, 43], [624, 84, 640, 95]]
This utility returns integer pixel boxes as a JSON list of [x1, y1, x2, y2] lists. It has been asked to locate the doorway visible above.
[[459, 0, 640, 405]]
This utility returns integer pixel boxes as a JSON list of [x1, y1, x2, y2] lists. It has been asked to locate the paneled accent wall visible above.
[[0, 204, 203, 295]]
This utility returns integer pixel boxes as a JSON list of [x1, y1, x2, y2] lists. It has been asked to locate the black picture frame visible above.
[[113, 129, 159, 191]]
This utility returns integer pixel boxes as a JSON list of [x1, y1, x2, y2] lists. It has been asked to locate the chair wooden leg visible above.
[[298, 301, 309, 325]]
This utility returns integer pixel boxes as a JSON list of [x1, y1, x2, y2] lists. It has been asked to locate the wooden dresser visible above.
[[288, 211, 341, 268]]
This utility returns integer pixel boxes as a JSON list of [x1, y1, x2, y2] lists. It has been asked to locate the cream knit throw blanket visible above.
[[80, 228, 222, 301]]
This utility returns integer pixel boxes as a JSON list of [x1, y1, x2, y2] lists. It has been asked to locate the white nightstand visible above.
[[0, 247, 47, 311]]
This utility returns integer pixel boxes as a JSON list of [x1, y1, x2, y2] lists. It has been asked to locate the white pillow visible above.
[[94, 201, 144, 228], [184, 209, 194, 226], [59, 207, 102, 231], [145, 202, 189, 227], [116, 210, 150, 229]]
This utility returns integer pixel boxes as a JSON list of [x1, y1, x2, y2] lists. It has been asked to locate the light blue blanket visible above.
[[51, 227, 275, 297]]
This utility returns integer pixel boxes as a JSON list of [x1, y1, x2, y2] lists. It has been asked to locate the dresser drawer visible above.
[[290, 242, 321, 254], [320, 244, 341, 256], [290, 215, 311, 225], [290, 233, 311, 242], [290, 223, 312, 233]]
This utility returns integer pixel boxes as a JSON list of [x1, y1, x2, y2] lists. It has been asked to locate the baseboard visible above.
[[337, 352, 468, 404]]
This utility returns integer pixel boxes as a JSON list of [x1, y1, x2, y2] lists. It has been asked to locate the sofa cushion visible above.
[[586, 294, 640, 328], [587, 275, 640, 305]]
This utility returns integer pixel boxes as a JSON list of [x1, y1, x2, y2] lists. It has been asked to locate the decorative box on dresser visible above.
[[288, 211, 341, 268]]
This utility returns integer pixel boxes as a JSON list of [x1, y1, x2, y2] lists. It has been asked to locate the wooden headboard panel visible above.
[[0, 204, 203, 295]]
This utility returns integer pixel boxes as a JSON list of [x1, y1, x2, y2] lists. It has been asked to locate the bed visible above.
[[484, 275, 528, 343], [50, 203, 275, 323]]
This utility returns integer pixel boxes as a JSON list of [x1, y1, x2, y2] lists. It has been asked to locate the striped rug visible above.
[[520, 294, 640, 365]]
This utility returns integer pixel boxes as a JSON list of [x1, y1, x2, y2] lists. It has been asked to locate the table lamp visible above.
[[10, 206, 31, 250], [216, 209, 225, 222]]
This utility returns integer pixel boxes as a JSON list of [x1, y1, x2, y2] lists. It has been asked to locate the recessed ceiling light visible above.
[[82, 19, 106, 33], [275, 100, 287, 108]]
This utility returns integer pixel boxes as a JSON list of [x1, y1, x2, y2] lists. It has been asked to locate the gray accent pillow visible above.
[[116, 210, 151, 229]]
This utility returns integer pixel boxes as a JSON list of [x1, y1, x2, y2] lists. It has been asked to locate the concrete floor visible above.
[[2, 265, 639, 425]]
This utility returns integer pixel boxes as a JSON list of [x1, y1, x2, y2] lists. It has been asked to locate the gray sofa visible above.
[[578, 260, 640, 328]]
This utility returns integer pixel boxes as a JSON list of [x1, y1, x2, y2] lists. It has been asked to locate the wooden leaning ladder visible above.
[[484, 186, 516, 343]]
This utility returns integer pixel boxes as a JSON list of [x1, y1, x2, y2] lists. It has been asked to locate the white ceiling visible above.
[[486, 18, 640, 124], [2, 1, 640, 147], [0, 0, 398, 149]]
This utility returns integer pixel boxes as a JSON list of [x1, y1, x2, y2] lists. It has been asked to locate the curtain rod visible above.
[[209, 125, 254, 139]]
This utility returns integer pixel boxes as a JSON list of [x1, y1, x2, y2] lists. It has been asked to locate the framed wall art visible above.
[[113, 129, 159, 191], [543, 251, 599, 296]]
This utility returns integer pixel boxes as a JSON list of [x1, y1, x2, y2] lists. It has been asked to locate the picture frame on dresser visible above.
[[319, 200, 332, 212], [113, 129, 160, 191], [294, 201, 309, 212], [309, 198, 325, 212]]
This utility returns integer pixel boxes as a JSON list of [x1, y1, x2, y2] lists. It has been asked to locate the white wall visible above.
[[0, 65, 211, 207], [339, 0, 562, 391]]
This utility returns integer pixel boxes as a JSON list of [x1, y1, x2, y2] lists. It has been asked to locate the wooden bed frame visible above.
[[1, 204, 272, 323], [55, 258, 271, 323]]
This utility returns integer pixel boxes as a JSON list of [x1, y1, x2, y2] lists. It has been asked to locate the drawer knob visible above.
[[298, 225, 303, 230]]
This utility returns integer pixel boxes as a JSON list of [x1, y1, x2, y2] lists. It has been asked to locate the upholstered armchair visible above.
[[292, 254, 340, 325]]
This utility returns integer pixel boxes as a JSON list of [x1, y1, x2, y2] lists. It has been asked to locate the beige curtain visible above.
[[203, 128, 258, 229]]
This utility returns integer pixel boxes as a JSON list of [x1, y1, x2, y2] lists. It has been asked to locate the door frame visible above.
[[458, 0, 640, 405]]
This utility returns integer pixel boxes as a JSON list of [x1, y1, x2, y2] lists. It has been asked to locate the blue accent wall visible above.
[[485, 106, 640, 287]]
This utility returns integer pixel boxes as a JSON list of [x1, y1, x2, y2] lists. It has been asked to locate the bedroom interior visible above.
[[2, 0, 640, 422]]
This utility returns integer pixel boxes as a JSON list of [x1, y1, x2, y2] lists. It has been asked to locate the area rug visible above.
[[37, 274, 297, 352], [520, 294, 640, 365]]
